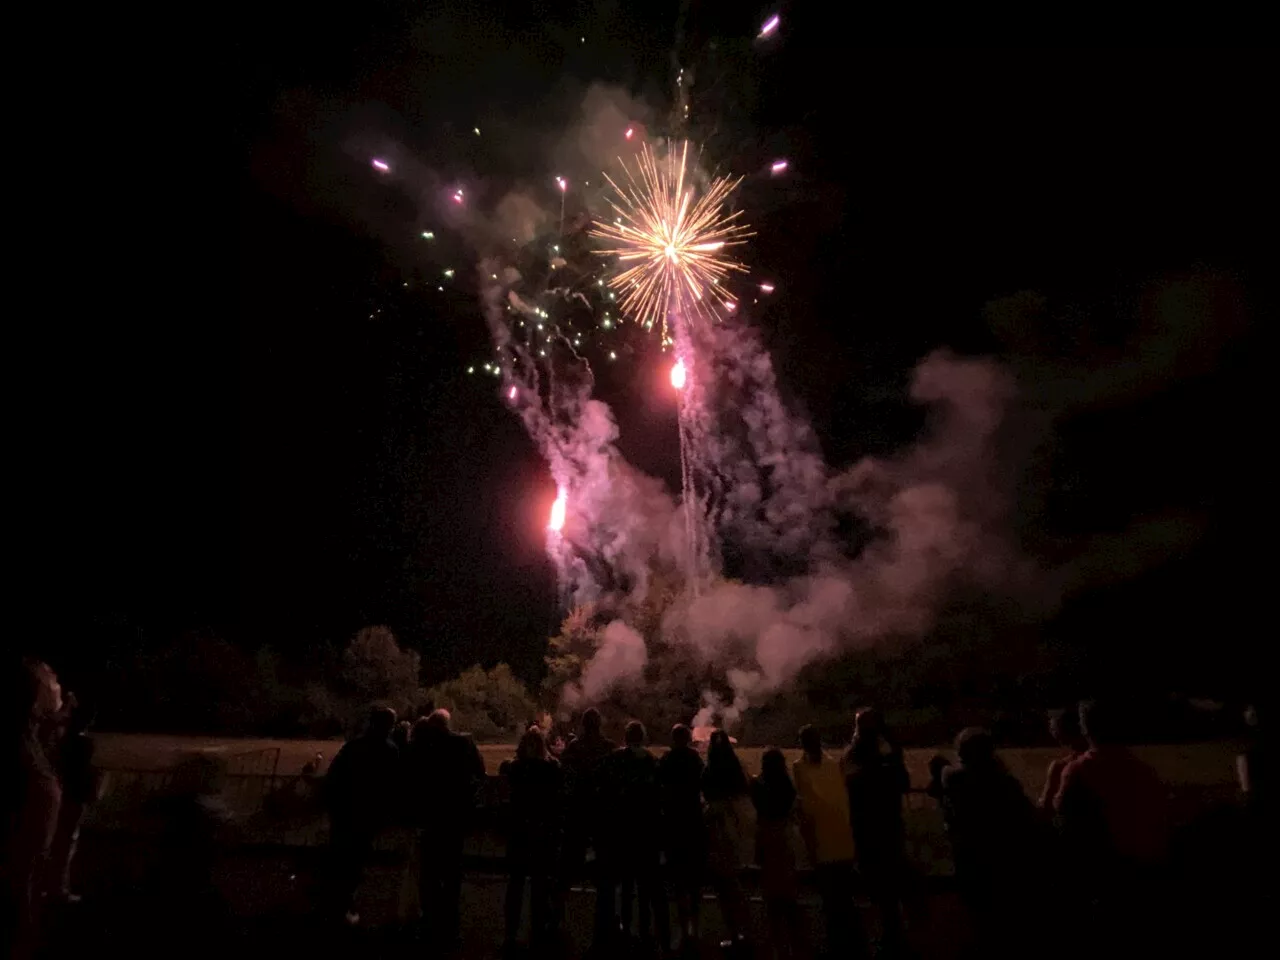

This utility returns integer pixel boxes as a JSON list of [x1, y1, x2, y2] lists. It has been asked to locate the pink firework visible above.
[[770, 159, 788, 175], [625, 127, 634, 140], [371, 158, 390, 172], [670, 359, 687, 390], [759, 15, 780, 38]]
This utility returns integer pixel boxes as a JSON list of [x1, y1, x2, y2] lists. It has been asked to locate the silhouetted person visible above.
[[843, 708, 909, 956], [1054, 700, 1170, 947], [753, 748, 803, 960], [600, 720, 669, 949], [702, 730, 751, 950], [4, 658, 63, 960], [322, 705, 399, 924], [1039, 706, 1087, 810], [504, 727, 564, 952], [558, 707, 616, 947], [49, 693, 98, 902], [407, 707, 485, 946], [659, 723, 706, 948], [1238, 703, 1269, 818], [794, 724, 866, 960], [938, 728, 1041, 957]]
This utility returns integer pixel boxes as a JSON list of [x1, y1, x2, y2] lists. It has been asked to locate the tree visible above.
[[336, 625, 422, 723], [428, 663, 538, 742]]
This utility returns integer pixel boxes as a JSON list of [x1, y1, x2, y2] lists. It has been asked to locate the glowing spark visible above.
[[371, 158, 390, 172], [474, 127, 481, 136], [508, 385, 517, 401], [453, 189, 464, 204], [556, 176, 567, 191], [759, 15, 780, 37], [625, 127, 634, 140], [443, 269, 454, 278], [770, 159, 788, 175], [421, 231, 434, 240], [466, 366, 474, 374], [591, 141, 752, 338], [549, 489, 567, 532], [670, 359, 686, 390], [759, 282, 775, 293]]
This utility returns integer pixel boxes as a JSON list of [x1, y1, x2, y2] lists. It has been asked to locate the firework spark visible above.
[[770, 159, 788, 175], [549, 489, 567, 532], [591, 141, 752, 338], [759, 15, 781, 38], [670, 359, 686, 390], [371, 158, 390, 172]]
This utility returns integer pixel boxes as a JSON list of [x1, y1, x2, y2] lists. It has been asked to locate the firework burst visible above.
[[591, 141, 752, 340]]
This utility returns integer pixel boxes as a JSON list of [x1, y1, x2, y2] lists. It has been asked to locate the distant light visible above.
[[609, 351, 617, 360], [770, 159, 788, 175], [759, 15, 780, 38], [421, 231, 434, 240], [625, 127, 634, 140], [671, 359, 686, 390], [474, 127, 481, 136], [602, 319, 612, 329], [437, 286, 443, 291], [443, 269, 454, 278], [466, 366, 475, 374], [371, 158, 390, 172], [759, 283, 775, 293]]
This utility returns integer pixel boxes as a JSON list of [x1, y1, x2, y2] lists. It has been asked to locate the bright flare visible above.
[[507, 385, 517, 401], [625, 127, 634, 140], [670, 359, 686, 390], [759, 282, 775, 293], [591, 141, 752, 338], [371, 158, 390, 172], [759, 15, 780, 37], [556, 176, 567, 191], [549, 489, 567, 532], [770, 159, 788, 175]]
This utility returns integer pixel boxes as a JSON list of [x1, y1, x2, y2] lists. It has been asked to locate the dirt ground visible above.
[[92, 732, 1241, 795]]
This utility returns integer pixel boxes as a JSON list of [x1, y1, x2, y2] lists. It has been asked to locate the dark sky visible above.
[[42, 11, 1268, 692]]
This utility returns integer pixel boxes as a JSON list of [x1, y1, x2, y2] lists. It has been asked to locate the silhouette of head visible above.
[[518, 727, 548, 762], [625, 720, 647, 748], [426, 708, 452, 733], [956, 727, 996, 766], [1078, 700, 1112, 746], [761, 747, 788, 782], [854, 707, 883, 741], [799, 724, 822, 758], [368, 706, 397, 738], [671, 723, 692, 749], [582, 707, 602, 736], [1049, 706, 1082, 747]]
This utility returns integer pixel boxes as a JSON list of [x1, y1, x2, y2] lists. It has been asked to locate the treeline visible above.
[[102, 625, 540, 741]]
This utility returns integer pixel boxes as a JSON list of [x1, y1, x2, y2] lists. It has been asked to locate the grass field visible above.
[[92, 732, 1240, 797]]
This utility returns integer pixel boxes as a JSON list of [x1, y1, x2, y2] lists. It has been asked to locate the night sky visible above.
[[43, 11, 1268, 694]]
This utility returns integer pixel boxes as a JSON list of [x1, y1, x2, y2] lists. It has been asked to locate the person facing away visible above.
[[1039, 706, 1088, 810], [793, 724, 864, 960], [4, 658, 64, 960], [752, 747, 802, 960], [658, 723, 706, 946], [322, 705, 399, 923], [557, 707, 617, 944], [1054, 700, 1170, 868], [600, 721, 668, 948], [407, 708, 486, 945], [938, 727, 1041, 951], [503, 727, 564, 950], [702, 729, 752, 949], [50, 692, 99, 903]]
